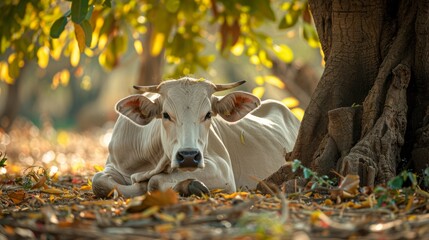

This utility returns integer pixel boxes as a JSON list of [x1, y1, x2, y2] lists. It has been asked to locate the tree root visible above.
[[338, 64, 410, 186]]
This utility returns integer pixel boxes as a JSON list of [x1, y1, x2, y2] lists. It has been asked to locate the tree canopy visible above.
[[0, 0, 319, 85]]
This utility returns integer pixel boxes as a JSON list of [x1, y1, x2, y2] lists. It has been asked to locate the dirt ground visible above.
[[1, 120, 429, 239]]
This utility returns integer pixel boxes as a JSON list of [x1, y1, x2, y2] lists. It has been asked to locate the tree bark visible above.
[[0, 74, 21, 132], [259, 0, 429, 190]]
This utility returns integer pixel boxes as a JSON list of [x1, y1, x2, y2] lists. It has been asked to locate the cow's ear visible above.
[[213, 91, 261, 122], [116, 94, 160, 125]]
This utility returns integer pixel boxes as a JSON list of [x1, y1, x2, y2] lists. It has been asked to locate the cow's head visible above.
[[116, 77, 260, 171]]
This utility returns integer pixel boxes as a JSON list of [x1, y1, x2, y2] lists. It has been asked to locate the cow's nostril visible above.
[[194, 152, 202, 163], [176, 148, 202, 168]]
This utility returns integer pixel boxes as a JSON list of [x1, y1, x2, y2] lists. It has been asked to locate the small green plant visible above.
[[15, 166, 50, 190], [0, 152, 6, 168], [387, 170, 417, 190], [291, 159, 336, 190]]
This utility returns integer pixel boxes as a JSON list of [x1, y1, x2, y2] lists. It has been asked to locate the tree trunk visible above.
[[136, 23, 164, 86], [259, 0, 429, 190], [0, 74, 21, 133]]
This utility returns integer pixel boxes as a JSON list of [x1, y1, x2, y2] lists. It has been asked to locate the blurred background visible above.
[[0, 0, 322, 177]]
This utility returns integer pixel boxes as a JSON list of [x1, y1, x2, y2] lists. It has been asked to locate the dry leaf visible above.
[[41, 188, 65, 195], [126, 189, 178, 213], [80, 199, 116, 206], [31, 175, 47, 189], [331, 174, 360, 199], [8, 190, 26, 204], [79, 185, 92, 191]]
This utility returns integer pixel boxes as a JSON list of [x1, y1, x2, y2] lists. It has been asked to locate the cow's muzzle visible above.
[[175, 148, 202, 170]]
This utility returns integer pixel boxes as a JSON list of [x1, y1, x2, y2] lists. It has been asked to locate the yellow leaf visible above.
[[51, 40, 63, 60], [134, 39, 143, 55], [93, 165, 104, 172], [37, 46, 50, 69], [98, 34, 108, 50], [249, 55, 260, 65], [282, 97, 300, 108], [255, 76, 264, 85], [80, 185, 92, 191], [150, 32, 165, 57], [291, 107, 305, 121], [41, 188, 65, 195], [259, 50, 272, 68], [240, 130, 245, 144], [264, 75, 285, 89], [252, 87, 265, 98], [0, 62, 14, 84], [60, 69, 70, 86], [220, 192, 249, 199], [273, 44, 294, 63], [70, 41, 80, 67], [74, 23, 86, 53], [230, 38, 244, 56]]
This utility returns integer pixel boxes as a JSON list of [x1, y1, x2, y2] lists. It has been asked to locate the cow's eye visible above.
[[204, 111, 212, 120], [162, 112, 171, 121]]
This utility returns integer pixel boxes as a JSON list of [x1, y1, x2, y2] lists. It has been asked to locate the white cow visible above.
[[92, 77, 300, 197]]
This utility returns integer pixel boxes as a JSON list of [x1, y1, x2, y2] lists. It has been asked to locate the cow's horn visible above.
[[133, 85, 159, 93], [214, 80, 246, 92]]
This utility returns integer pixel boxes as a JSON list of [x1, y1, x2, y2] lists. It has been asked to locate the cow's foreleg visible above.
[[173, 179, 210, 196], [147, 158, 236, 195], [92, 167, 148, 198], [130, 155, 170, 183]]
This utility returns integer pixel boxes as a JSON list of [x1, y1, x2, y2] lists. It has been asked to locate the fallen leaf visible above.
[[220, 192, 249, 199], [126, 189, 178, 213], [79, 185, 92, 191], [31, 175, 47, 189], [41, 188, 65, 195], [8, 190, 26, 204], [80, 199, 116, 206], [330, 175, 360, 199]]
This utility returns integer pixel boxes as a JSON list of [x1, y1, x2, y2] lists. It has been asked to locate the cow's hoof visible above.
[[174, 179, 210, 197]]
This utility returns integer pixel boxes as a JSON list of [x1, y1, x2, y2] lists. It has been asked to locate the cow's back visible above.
[[211, 100, 300, 189]]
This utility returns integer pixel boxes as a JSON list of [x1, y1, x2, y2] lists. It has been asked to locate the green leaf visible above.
[[165, 0, 180, 13], [9, 55, 20, 79], [424, 168, 429, 187], [0, 153, 7, 167], [291, 159, 301, 172], [85, 5, 94, 20], [71, 0, 89, 24], [103, 0, 112, 8], [303, 168, 313, 179], [81, 20, 93, 47], [278, 3, 301, 29], [50, 16, 68, 39], [303, 23, 320, 48], [16, 0, 28, 19], [311, 182, 318, 190], [388, 176, 403, 190], [407, 172, 417, 187], [255, 0, 276, 21]]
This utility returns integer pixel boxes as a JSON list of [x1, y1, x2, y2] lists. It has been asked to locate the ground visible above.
[[1, 120, 429, 239]]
